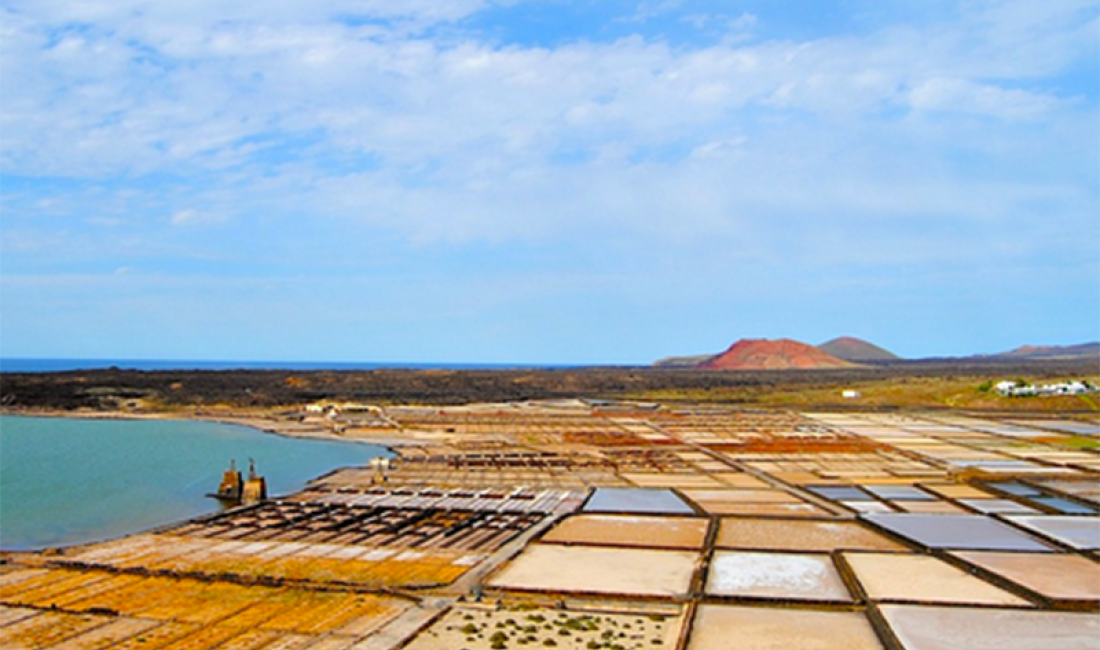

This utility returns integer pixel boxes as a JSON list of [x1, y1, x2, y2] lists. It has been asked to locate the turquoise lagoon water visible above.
[[0, 416, 389, 550]]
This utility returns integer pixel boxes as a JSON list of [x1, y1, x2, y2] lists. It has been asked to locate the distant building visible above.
[[995, 379, 1096, 397], [841, 390, 861, 399]]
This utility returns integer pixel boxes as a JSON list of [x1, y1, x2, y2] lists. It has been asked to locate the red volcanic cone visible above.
[[699, 338, 860, 370]]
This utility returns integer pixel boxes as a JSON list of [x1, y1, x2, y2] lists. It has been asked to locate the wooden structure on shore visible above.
[[242, 459, 268, 504], [209, 458, 266, 505]]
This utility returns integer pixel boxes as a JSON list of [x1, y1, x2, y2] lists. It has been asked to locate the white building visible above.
[[995, 379, 1096, 397]]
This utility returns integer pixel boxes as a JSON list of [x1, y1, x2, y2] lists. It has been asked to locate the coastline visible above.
[[0, 411, 399, 553], [0, 407, 417, 447]]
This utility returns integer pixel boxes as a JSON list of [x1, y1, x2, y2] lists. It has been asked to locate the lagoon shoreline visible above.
[[0, 413, 397, 553], [0, 407, 419, 447]]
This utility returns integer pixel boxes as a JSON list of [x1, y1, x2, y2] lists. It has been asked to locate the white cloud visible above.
[[170, 209, 224, 226], [1, 0, 1095, 267], [909, 77, 1059, 119]]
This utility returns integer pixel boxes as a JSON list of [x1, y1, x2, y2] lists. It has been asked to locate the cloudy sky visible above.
[[1, 0, 1097, 364]]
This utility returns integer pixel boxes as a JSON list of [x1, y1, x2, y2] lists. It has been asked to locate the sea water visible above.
[[0, 415, 389, 550], [0, 358, 572, 372]]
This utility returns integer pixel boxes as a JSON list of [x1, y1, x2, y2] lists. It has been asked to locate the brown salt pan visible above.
[[486, 544, 697, 597], [697, 502, 833, 517], [879, 604, 1100, 650], [957, 499, 1039, 515], [716, 518, 906, 552], [683, 488, 807, 505], [623, 473, 725, 489], [921, 484, 995, 499], [540, 514, 708, 549], [686, 605, 883, 650], [951, 551, 1100, 601], [842, 552, 1030, 606], [714, 473, 772, 489], [890, 500, 967, 514]]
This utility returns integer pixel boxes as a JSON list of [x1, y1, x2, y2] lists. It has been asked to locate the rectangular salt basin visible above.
[[541, 514, 709, 549], [879, 604, 1100, 650], [891, 500, 968, 514], [716, 518, 905, 552], [863, 485, 935, 501], [957, 499, 1039, 515], [984, 481, 1043, 497], [705, 551, 852, 602], [714, 474, 772, 489], [841, 500, 896, 513], [807, 486, 874, 501], [583, 488, 695, 515], [487, 544, 697, 597], [687, 605, 883, 650], [1008, 420, 1100, 436], [1001, 515, 1100, 550], [862, 514, 1055, 552], [682, 488, 807, 506], [920, 484, 995, 499], [696, 502, 832, 517], [1029, 496, 1097, 514], [842, 552, 1030, 606], [682, 492, 814, 519], [623, 474, 725, 489], [1036, 480, 1100, 502], [951, 551, 1100, 601]]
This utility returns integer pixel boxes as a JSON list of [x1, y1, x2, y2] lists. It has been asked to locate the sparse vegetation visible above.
[[405, 608, 668, 650]]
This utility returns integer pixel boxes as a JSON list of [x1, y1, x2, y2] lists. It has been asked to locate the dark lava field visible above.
[[1, 358, 1095, 410]]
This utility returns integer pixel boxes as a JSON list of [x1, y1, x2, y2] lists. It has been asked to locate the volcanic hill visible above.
[[652, 353, 716, 368], [818, 336, 900, 362], [698, 338, 860, 370], [994, 342, 1100, 360]]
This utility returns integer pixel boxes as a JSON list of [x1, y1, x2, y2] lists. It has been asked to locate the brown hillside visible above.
[[699, 338, 860, 370], [997, 343, 1100, 360], [818, 336, 900, 362]]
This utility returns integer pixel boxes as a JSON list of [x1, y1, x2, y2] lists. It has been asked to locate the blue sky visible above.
[[1, 0, 1097, 364]]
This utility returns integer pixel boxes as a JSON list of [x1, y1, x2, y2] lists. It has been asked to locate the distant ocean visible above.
[[0, 358, 575, 373]]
